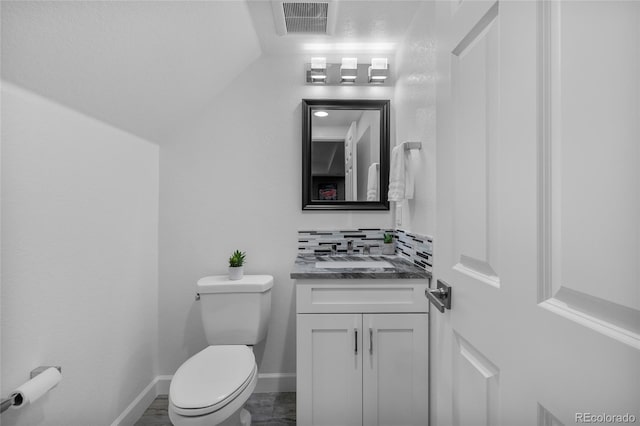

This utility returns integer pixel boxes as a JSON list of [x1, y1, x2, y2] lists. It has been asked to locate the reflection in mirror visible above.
[[312, 110, 380, 201], [302, 99, 390, 210]]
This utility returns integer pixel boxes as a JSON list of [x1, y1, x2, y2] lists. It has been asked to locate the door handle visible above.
[[369, 328, 373, 354], [425, 280, 452, 313]]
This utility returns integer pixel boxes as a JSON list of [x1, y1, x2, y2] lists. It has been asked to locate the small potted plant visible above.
[[228, 250, 246, 280], [382, 232, 395, 255]]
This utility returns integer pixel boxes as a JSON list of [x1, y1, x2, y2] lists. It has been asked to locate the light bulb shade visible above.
[[371, 57, 388, 69], [340, 68, 357, 79], [368, 66, 388, 83], [311, 57, 327, 70], [310, 73, 326, 84], [368, 57, 388, 83], [308, 57, 327, 83], [341, 57, 357, 69], [340, 57, 358, 83]]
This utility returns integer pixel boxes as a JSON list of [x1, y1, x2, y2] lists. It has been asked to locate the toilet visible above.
[[169, 275, 273, 426]]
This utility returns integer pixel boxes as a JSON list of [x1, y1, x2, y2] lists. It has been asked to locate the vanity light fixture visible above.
[[305, 57, 391, 85], [313, 111, 329, 117], [340, 57, 358, 83], [368, 57, 388, 83], [310, 57, 327, 83]]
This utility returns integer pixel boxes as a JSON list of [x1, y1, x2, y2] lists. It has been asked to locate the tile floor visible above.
[[134, 393, 296, 426]]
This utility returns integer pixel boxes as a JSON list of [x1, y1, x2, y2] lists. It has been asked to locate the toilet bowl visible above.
[[168, 345, 257, 426], [168, 275, 273, 426]]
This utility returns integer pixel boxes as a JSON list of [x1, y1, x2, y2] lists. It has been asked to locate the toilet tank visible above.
[[196, 275, 273, 345]]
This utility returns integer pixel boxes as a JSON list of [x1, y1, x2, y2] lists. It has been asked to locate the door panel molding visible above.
[[452, 332, 500, 426], [453, 258, 499, 288], [451, 0, 501, 289], [452, 2, 499, 57], [537, 0, 640, 349], [537, 403, 564, 426]]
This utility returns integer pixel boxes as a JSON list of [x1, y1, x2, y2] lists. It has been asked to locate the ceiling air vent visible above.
[[271, 1, 338, 35]]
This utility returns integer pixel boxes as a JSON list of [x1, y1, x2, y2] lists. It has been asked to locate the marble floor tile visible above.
[[244, 392, 276, 422], [134, 392, 296, 426], [272, 392, 296, 422]]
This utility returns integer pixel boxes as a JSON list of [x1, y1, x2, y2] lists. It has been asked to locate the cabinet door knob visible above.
[[369, 328, 373, 354]]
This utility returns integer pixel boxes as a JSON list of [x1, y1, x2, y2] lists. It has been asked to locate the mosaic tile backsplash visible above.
[[297, 228, 433, 271], [298, 229, 393, 255], [395, 229, 433, 271]]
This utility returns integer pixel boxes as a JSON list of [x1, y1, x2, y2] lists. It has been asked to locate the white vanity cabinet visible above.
[[296, 279, 429, 426]]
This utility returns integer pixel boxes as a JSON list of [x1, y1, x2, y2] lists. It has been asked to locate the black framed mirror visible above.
[[302, 99, 390, 210]]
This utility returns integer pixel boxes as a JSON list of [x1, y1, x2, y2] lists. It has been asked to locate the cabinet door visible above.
[[297, 313, 363, 426], [363, 313, 428, 426]]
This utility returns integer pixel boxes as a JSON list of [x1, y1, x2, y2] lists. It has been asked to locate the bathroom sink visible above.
[[315, 260, 393, 269]]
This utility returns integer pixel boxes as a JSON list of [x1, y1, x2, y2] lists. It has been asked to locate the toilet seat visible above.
[[170, 345, 256, 417]]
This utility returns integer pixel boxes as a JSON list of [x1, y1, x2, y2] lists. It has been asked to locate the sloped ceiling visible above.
[[2, 1, 423, 145], [1, 1, 262, 145]]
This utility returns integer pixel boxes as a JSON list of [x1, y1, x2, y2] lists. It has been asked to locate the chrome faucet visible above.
[[363, 244, 371, 255], [331, 244, 337, 256], [347, 240, 354, 255]]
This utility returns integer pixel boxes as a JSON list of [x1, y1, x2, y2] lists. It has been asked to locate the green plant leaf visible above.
[[228, 250, 246, 267]]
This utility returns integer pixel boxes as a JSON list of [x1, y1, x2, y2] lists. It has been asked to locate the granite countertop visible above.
[[290, 255, 432, 280]]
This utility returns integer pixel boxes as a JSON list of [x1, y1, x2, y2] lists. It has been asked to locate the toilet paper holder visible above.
[[1, 366, 62, 414], [29, 366, 61, 379]]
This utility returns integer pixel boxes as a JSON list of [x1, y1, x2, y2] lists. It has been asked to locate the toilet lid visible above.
[[170, 345, 256, 413]]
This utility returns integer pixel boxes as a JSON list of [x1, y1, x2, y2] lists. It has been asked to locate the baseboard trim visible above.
[[110, 376, 161, 426], [153, 373, 296, 394], [155, 374, 172, 395], [111, 373, 295, 425], [254, 373, 297, 393]]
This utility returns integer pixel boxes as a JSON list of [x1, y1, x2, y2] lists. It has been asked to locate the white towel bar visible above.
[[403, 141, 422, 151]]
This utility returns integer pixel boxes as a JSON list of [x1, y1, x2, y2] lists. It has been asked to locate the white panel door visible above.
[[345, 121, 357, 201], [296, 313, 362, 426], [362, 313, 428, 426], [434, 1, 640, 425]]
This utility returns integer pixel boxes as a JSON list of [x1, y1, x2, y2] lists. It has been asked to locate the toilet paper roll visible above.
[[11, 367, 62, 409]]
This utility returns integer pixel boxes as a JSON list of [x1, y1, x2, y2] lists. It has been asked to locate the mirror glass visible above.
[[302, 99, 390, 210]]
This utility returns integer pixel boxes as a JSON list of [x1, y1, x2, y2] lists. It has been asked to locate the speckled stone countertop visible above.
[[290, 255, 432, 280]]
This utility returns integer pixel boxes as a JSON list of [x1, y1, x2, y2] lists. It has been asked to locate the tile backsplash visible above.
[[395, 229, 433, 271], [297, 228, 433, 271], [297, 229, 393, 255]]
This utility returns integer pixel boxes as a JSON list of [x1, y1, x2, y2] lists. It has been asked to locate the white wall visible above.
[[312, 125, 349, 140], [1, 1, 262, 145], [393, 1, 437, 236], [158, 55, 395, 379], [1, 83, 159, 425]]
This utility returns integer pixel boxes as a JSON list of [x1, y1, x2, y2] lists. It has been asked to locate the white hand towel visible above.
[[388, 145, 405, 201], [388, 145, 414, 201], [367, 163, 379, 201], [405, 150, 414, 199]]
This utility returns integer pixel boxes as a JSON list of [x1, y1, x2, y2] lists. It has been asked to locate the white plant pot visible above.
[[382, 243, 395, 255], [228, 266, 244, 280]]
